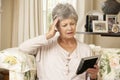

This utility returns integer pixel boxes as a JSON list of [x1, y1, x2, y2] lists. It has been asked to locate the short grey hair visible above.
[[52, 3, 78, 23]]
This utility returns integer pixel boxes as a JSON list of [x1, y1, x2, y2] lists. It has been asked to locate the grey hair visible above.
[[52, 3, 78, 23]]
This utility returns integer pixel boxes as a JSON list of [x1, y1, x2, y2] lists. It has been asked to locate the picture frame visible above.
[[85, 15, 99, 32], [93, 21, 108, 33], [106, 15, 117, 32]]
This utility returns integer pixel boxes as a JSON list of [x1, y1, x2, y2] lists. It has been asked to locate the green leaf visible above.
[[117, 52, 120, 55], [107, 63, 111, 74]]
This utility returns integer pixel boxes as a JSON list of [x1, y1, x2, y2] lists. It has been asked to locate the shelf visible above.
[[76, 32, 120, 37]]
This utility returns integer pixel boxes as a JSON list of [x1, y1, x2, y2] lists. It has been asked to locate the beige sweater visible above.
[[19, 35, 92, 80]]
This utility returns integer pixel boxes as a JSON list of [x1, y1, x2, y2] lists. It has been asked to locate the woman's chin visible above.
[[66, 35, 74, 39]]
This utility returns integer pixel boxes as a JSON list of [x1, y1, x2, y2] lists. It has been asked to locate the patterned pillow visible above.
[[0, 48, 36, 72], [99, 48, 120, 80]]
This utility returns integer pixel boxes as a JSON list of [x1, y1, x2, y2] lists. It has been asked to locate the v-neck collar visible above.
[[56, 38, 79, 58]]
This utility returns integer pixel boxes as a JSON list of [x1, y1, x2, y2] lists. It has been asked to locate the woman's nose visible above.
[[67, 25, 72, 30]]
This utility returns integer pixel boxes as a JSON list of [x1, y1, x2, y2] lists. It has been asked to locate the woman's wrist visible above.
[[90, 75, 97, 80], [46, 33, 53, 40], [86, 73, 97, 80], [90, 78, 97, 80]]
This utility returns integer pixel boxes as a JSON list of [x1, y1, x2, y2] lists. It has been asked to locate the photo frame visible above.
[[85, 15, 99, 32], [106, 15, 117, 32], [93, 21, 108, 33]]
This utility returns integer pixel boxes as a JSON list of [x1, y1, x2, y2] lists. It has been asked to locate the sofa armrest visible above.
[[0, 48, 37, 80]]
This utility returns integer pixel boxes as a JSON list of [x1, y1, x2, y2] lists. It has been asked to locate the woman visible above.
[[19, 3, 98, 80]]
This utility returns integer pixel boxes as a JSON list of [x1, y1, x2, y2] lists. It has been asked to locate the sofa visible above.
[[0, 46, 120, 80], [90, 45, 120, 80]]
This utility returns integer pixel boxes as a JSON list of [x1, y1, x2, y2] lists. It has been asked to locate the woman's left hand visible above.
[[86, 64, 99, 79]]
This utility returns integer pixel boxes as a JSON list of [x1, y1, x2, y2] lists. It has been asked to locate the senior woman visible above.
[[19, 3, 98, 80]]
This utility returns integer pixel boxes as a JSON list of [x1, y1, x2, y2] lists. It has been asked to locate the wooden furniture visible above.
[[0, 70, 9, 80], [76, 32, 120, 37]]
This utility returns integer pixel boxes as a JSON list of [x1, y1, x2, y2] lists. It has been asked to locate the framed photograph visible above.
[[85, 15, 99, 32], [93, 21, 108, 33], [106, 15, 117, 32]]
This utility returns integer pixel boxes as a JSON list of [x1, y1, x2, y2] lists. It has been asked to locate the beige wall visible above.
[[0, 0, 120, 50], [1, 0, 13, 50], [93, 0, 120, 48], [0, 0, 1, 49]]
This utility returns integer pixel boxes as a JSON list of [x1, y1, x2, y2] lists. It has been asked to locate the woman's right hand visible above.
[[46, 17, 59, 40]]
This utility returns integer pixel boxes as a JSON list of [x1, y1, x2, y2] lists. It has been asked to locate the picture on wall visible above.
[[93, 21, 108, 33], [106, 15, 117, 32]]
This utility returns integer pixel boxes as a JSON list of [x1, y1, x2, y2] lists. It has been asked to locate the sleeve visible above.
[[19, 34, 49, 55]]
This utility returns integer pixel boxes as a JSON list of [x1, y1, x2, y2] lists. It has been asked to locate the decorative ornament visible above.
[[112, 24, 119, 33]]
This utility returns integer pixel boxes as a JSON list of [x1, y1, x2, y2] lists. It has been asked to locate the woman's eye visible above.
[[70, 23, 75, 25], [61, 23, 75, 27], [62, 24, 67, 27]]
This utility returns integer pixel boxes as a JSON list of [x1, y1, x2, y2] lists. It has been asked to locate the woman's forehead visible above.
[[60, 18, 76, 23]]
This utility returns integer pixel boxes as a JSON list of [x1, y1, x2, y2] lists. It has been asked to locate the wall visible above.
[[1, 0, 13, 50], [0, 0, 120, 50], [0, 0, 1, 49]]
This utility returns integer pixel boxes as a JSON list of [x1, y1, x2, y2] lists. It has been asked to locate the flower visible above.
[[4, 56, 17, 65]]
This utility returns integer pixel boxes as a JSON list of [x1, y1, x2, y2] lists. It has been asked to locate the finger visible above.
[[87, 70, 97, 75], [94, 65, 99, 69], [87, 68, 99, 73], [53, 17, 59, 26]]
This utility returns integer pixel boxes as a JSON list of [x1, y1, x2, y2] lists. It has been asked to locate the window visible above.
[[42, 0, 77, 33]]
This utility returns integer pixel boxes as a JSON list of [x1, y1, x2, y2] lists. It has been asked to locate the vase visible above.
[[102, 0, 120, 14]]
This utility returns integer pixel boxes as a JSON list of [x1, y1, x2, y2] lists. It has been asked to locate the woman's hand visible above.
[[46, 17, 59, 40], [86, 64, 99, 80]]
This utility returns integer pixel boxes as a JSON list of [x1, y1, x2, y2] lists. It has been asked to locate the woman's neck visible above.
[[58, 36, 76, 44], [57, 36, 77, 53]]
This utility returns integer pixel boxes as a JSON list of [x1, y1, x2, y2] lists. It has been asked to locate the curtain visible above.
[[76, 0, 94, 44], [76, 0, 86, 42], [12, 0, 43, 47]]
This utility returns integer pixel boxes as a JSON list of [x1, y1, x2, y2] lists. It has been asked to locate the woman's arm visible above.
[[19, 34, 49, 55], [19, 17, 59, 55]]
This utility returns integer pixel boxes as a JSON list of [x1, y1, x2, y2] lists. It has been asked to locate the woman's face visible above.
[[58, 18, 76, 39]]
